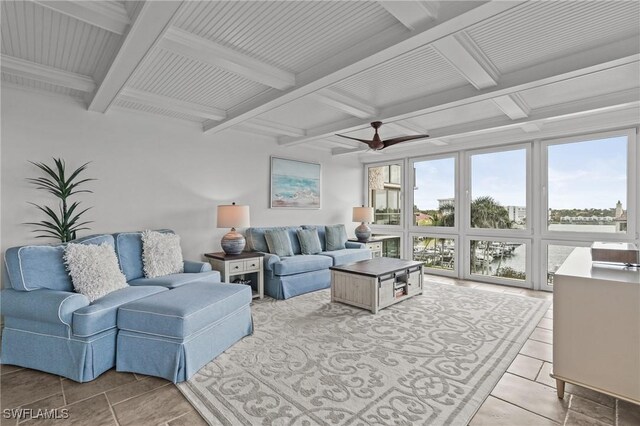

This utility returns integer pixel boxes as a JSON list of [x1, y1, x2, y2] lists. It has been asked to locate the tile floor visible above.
[[1, 276, 639, 425]]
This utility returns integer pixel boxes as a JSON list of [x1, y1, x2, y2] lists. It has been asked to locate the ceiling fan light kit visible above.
[[335, 121, 429, 151]]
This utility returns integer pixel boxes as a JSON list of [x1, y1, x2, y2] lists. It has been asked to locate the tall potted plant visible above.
[[25, 158, 94, 243]]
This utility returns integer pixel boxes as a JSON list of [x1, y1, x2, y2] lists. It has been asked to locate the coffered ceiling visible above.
[[2, 1, 639, 159]]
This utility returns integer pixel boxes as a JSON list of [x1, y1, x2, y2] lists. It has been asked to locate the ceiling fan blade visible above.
[[334, 134, 375, 146], [382, 134, 430, 148]]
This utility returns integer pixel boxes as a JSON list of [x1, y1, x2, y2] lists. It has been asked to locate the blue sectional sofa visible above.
[[245, 225, 371, 299], [0, 230, 252, 383]]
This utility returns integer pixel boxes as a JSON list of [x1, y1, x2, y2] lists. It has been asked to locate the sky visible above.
[[413, 136, 627, 211]]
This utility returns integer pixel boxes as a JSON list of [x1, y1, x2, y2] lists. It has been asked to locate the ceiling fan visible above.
[[335, 121, 429, 150]]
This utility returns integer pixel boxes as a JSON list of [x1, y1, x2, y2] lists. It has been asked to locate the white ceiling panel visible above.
[[408, 99, 506, 130], [129, 49, 272, 110], [331, 45, 470, 107], [114, 99, 205, 123], [520, 63, 640, 110], [258, 97, 354, 130], [467, 1, 640, 74], [1, 0, 121, 78], [1, 71, 85, 98], [173, 1, 400, 73]]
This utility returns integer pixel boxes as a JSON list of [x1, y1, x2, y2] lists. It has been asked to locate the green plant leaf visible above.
[[27, 159, 93, 242]]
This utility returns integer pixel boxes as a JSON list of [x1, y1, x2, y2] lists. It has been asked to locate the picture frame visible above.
[[270, 156, 321, 209]]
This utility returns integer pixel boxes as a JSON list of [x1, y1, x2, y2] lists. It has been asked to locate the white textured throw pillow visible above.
[[64, 242, 128, 302], [141, 230, 184, 278]]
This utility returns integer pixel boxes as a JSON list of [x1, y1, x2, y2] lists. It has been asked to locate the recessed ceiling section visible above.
[[1, 0, 122, 78], [466, 1, 640, 74], [519, 63, 640, 110], [114, 99, 205, 123], [409, 99, 506, 130], [257, 97, 354, 130], [1, 72, 85, 98], [331, 45, 470, 107], [173, 0, 400, 74], [128, 49, 271, 111]]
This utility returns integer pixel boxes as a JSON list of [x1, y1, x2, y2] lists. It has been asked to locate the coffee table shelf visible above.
[[330, 257, 423, 314]]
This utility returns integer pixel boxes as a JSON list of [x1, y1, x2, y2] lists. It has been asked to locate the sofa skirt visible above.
[[0, 327, 117, 382], [265, 268, 331, 300], [116, 304, 253, 383]]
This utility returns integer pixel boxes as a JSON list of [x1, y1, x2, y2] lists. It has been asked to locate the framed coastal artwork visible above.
[[270, 157, 321, 209]]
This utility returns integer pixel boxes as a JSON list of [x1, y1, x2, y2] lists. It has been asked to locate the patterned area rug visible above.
[[178, 283, 550, 425]]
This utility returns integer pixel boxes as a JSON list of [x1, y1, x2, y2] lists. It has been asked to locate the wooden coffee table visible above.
[[330, 257, 423, 314]]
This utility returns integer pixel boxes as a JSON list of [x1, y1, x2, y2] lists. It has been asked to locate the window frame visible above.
[[541, 129, 637, 243], [464, 236, 532, 288], [540, 239, 592, 292], [410, 232, 459, 277], [365, 161, 405, 231], [409, 153, 459, 235], [465, 143, 533, 238]]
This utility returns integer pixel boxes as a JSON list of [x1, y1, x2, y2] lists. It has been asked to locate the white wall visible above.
[[1, 88, 363, 265]]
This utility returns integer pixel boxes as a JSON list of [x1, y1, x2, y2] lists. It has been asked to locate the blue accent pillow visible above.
[[296, 228, 322, 255], [265, 229, 294, 257], [325, 225, 347, 251]]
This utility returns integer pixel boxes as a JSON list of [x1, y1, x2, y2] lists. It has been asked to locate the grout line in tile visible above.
[[490, 394, 563, 425], [104, 393, 121, 426], [110, 382, 172, 407], [60, 377, 67, 406], [164, 411, 190, 424]]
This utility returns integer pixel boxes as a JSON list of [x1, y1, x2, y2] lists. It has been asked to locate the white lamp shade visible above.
[[353, 206, 374, 223], [217, 204, 250, 228]]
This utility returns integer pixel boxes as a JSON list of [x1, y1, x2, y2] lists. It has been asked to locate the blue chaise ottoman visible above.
[[115, 282, 253, 382]]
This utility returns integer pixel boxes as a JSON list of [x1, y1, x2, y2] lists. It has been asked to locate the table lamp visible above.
[[353, 205, 374, 242], [217, 202, 250, 255]]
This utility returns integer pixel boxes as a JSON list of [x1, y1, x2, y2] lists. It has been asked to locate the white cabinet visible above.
[[552, 247, 640, 404]]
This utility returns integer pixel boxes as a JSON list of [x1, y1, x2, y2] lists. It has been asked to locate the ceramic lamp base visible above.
[[221, 229, 246, 255], [355, 223, 371, 242]]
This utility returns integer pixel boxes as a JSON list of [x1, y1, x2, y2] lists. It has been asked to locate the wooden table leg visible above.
[[556, 378, 565, 399]]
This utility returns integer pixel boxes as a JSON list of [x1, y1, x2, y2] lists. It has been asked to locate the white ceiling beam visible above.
[[388, 89, 640, 150], [34, 0, 130, 35], [160, 27, 295, 90], [379, 1, 438, 31], [238, 118, 305, 137], [203, 1, 523, 134], [332, 146, 369, 156], [119, 88, 226, 121], [384, 121, 429, 135], [311, 88, 378, 119], [359, 104, 639, 161], [521, 123, 543, 133], [431, 33, 499, 90], [430, 139, 449, 146], [279, 117, 367, 146], [88, 1, 183, 113], [1, 55, 96, 92], [492, 94, 530, 120], [278, 36, 640, 147]]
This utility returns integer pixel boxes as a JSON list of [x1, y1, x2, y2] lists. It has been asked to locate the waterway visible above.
[[490, 224, 620, 276]]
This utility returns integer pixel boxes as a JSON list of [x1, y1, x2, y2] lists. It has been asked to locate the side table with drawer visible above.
[[348, 238, 383, 258], [204, 252, 264, 299]]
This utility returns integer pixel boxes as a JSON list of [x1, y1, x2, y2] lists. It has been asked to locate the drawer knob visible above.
[[234, 266, 239, 269], [250, 264, 256, 267]]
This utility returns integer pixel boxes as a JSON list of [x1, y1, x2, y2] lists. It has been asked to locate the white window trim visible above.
[[409, 153, 459, 235], [464, 143, 533, 237], [410, 232, 459, 277], [365, 160, 405, 231], [540, 240, 592, 292], [540, 128, 637, 243], [464, 236, 532, 289]]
